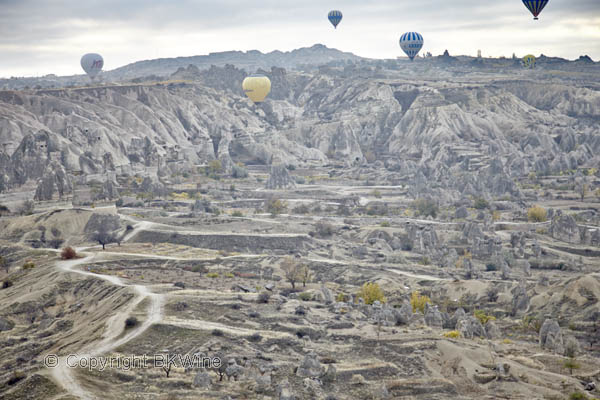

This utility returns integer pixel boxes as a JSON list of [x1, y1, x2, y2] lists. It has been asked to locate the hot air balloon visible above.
[[522, 0, 549, 20], [399, 32, 424, 61], [242, 75, 271, 103], [328, 10, 343, 29], [522, 54, 536, 69], [81, 53, 104, 80]]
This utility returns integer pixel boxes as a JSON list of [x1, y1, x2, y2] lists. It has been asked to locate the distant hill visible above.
[[106, 44, 363, 80]]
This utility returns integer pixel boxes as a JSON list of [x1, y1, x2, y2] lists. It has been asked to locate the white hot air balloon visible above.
[[80, 53, 104, 80]]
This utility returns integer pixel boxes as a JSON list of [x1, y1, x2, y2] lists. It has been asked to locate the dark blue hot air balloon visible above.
[[328, 10, 343, 29], [522, 0, 549, 20]]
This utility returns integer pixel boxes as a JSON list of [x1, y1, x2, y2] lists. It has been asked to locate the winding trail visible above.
[[50, 252, 164, 400]]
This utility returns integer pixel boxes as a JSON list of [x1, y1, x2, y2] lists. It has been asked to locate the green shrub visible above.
[[412, 198, 439, 218], [569, 392, 588, 400], [191, 265, 207, 273], [336, 293, 349, 302], [299, 292, 313, 301], [266, 198, 287, 216], [206, 272, 219, 279], [473, 197, 489, 210], [231, 164, 248, 179], [563, 358, 581, 375], [474, 310, 496, 325], [371, 190, 382, 199], [486, 263, 498, 271], [232, 211, 244, 217], [380, 221, 391, 227]]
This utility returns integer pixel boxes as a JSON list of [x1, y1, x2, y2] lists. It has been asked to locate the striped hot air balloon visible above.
[[328, 10, 343, 29], [522, 0, 549, 20], [399, 32, 424, 61]]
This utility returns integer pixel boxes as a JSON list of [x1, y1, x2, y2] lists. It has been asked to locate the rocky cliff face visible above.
[[1, 59, 599, 202]]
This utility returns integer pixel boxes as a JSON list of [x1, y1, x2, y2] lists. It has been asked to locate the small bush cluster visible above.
[[293, 204, 310, 214], [527, 205, 548, 222], [231, 164, 248, 179], [61, 247, 77, 260], [299, 292, 313, 301], [473, 197, 489, 210], [22, 262, 35, 270], [336, 293, 350, 302], [410, 291, 431, 313], [357, 283, 386, 305], [366, 202, 388, 216], [206, 272, 219, 278], [257, 292, 271, 304], [444, 331, 460, 339], [313, 221, 336, 238], [265, 198, 287, 216], [247, 333, 263, 342], [569, 392, 588, 400], [486, 263, 498, 272], [412, 198, 439, 218], [125, 317, 138, 329], [474, 310, 496, 325]]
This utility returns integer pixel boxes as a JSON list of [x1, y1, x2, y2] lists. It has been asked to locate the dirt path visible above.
[[49, 253, 164, 400]]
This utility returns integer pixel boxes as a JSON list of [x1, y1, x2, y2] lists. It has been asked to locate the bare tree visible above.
[[92, 230, 117, 250], [577, 182, 589, 202], [162, 362, 173, 378], [280, 257, 304, 289], [299, 265, 312, 288], [86, 214, 121, 250]]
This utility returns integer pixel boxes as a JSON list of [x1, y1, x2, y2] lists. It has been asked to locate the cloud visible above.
[[1, 0, 599, 77]]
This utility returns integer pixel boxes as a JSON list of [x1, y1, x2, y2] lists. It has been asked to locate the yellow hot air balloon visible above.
[[242, 75, 271, 103], [522, 54, 536, 69]]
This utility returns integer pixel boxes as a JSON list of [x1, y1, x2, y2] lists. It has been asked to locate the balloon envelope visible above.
[[523, 54, 536, 69], [242, 76, 271, 103], [399, 32, 424, 61], [522, 0, 549, 20], [81, 53, 104, 79], [328, 10, 343, 28]]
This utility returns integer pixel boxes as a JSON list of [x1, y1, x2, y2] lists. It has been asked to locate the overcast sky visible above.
[[1, 0, 599, 78]]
